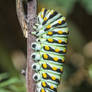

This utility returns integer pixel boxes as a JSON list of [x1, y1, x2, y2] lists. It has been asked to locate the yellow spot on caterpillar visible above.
[[48, 38, 53, 42], [55, 49, 60, 52], [41, 8, 45, 12], [58, 40, 62, 43], [63, 49, 66, 52], [47, 31, 53, 35], [41, 88, 45, 92], [44, 46, 50, 50], [62, 58, 64, 63], [51, 76, 56, 80], [44, 17, 48, 21], [52, 67, 57, 71], [50, 85, 54, 89], [42, 73, 47, 78], [53, 57, 58, 61], [65, 40, 68, 43], [50, 10, 54, 14], [42, 81, 46, 87], [62, 17, 66, 21], [42, 63, 47, 68], [57, 30, 63, 34], [58, 20, 62, 24], [47, 10, 50, 13], [46, 25, 51, 29], [43, 54, 48, 59], [41, 14, 44, 18], [60, 67, 63, 72]]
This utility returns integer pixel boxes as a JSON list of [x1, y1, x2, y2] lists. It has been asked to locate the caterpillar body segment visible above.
[[32, 61, 63, 75], [31, 8, 69, 92], [33, 20, 68, 37], [35, 37, 68, 47], [32, 42, 67, 55], [32, 52, 65, 64], [36, 81, 57, 92], [33, 71, 61, 84]]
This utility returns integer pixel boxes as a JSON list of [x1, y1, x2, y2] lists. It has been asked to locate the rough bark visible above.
[[26, 0, 37, 92]]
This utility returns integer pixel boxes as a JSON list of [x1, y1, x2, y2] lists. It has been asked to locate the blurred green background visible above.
[[0, 0, 92, 92]]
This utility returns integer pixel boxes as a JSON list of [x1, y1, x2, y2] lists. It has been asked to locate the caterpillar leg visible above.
[[33, 72, 61, 85]]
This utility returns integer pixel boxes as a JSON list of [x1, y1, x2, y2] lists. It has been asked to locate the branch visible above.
[[16, 0, 37, 91], [26, 0, 37, 92], [16, 0, 28, 38]]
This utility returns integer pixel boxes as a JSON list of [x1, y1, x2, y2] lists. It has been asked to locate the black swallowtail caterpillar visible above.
[[31, 8, 69, 92]]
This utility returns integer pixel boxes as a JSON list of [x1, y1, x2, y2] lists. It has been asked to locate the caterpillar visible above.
[[31, 8, 69, 92]]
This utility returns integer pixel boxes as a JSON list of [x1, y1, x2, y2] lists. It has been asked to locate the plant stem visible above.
[[26, 0, 37, 92]]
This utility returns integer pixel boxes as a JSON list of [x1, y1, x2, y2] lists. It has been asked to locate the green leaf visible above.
[[0, 73, 9, 81], [0, 89, 11, 92], [8, 85, 26, 92], [0, 75, 26, 92], [0, 77, 20, 88], [88, 64, 92, 79]]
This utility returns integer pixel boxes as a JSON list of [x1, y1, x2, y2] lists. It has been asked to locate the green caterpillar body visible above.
[[31, 8, 69, 92]]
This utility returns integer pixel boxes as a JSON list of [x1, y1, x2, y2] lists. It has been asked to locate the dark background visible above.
[[0, 0, 92, 92]]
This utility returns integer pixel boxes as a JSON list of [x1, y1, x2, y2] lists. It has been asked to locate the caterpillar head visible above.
[[31, 53, 40, 61], [31, 42, 41, 51], [33, 73, 41, 81], [32, 63, 40, 71]]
